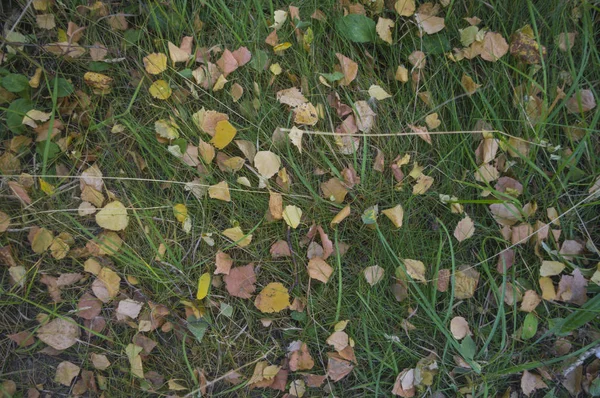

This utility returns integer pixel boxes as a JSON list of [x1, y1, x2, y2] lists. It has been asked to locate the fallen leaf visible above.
[[354, 101, 376, 132], [496, 249, 515, 274], [566, 89, 596, 113], [556, 269, 587, 305], [270, 240, 291, 258], [196, 272, 211, 300], [556, 32, 576, 52], [149, 79, 172, 100], [454, 267, 480, 299], [368, 84, 392, 100], [408, 50, 426, 69], [474, 163, 499, 183], [481, 32, 509, 62], [539, 277, 556, 300], [288, 126, 303, 153], [402, 259, 426, 282], [382, 205, 404, 228], [143, 53, 168, 74], [308, 258, 333, 283], [222, 226, 252, 247], [412, 174, 434, 195], [126, 344, 144, 378], [55, 361, 80, 386], [392, 368, 415, 397], [321, 178, 348, 203], [230, 83, 243, 102], [327, 352, 354, 381], [395, 0, 416, 16], [223, 264, 256, 298], [90, 353, 111, 370], [294, 102, 319, 126], [215, 251, 233, 275], [331, 205, 351, 227], [270, 10, 288, 29], [509, 26, 546, 64], [520, 290, 541, 312], [540, 261, 565, 277], [336, 53, 358, 86], [155, 118, 180, 140], [216, 49, 238, 76], [289, 342, 315, 371], [415, 13, 445, 35], [454, 216, 475, 242], [376, 18, 394, 44], [364, 265, 385, 286], [83, 72, 113, 94], [521, 370, 547, 397], [208, 181, 231, 202], [254, 151, 281, 179], [37, 317, 80, 350], [276, 87, 307, 107], [461, 74, 481, 96], [425, 113, 441, 129], [96, 201, 129, 231], [211, 120, 237, 149], [31, 228, 53, 253], [255, 282, 290, 313], [450, 316, 470, 340], [283, 205, 302, 229]]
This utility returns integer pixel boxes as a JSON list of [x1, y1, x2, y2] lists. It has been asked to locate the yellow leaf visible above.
[[149, 79, 172, 100], [208, 181, 231, 202], [222, 226, 252, 247], [330, 205, 351, 227], [269, 63, 282, 75], [211, 120, 237, 149], [539, 277, 556, 300], [31, 228, 54, 253], [83, 72, 113, 94], [173, 204, 188, 223], [308, 258, 333, 283], [412, 174, 434, 195], [95, 201, 129, 231], [402, 259, 426, 282], [254, 282, 291, 313], [283, 205, 302, 229], [212, 74, 228, 91], [376, 17, 394, 44], [196, 272, 211, 300], [39, 178, 55, 195], [288, 126, 303, 153], [155, 118, 180, 140], [382, 205, 404, 228], [395, 0, 415, 16], [293, 103, 319, 126], [273, 42, 292, 53], [425, 113, 441, 129], [143, 52, 167, 74], [368, 85, 392, 100]]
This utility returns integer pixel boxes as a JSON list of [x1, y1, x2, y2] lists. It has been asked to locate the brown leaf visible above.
[[556, 269, 587, 305], [321, 178, 348, 204], [276, 87, 307, 107], [55, 361, 80, 386], [8, 331, 35, 347], [289, 342, 315, 371], [520, 290, 541, 312], [215, 251, 233, 275], [335, 53, 358, 86], [480, 32, 509, 62], [308, 258, 333, 283], [565, 89, 596, 113], [392, 368, 415, 397], [509, 26, 547, 64], [437, 269, 450, 292], [37, 317, 81, 350], [77, 293, 102, 320], [408, 51, 426, 69], [327, 352, 354, 382], [521, 370, 547, 397], [223, 264, 256, 299], [450, 316, 471, 340], [496, 249, 515, 274], [461, 74, 481, 96], [270, 240, 291, 258]]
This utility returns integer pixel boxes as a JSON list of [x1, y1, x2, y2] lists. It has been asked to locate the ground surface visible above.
[[1, 0, 600, 397]]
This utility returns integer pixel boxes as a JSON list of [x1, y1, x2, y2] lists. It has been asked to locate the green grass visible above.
[[1, 0, 599, 397]]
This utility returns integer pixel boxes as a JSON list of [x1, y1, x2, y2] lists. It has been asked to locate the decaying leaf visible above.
[[336, 53, 358, 86], [223, 264, 256, 298], [208, 181, 231, 202], [254, 151, 281, 179], [521, 370, 547, 397], [376, 18, 395, 44], [37, 317, 80, 350], [395, 0, 416, 17], [308, 258, 334, 283], [55, 361, 81, 386]]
